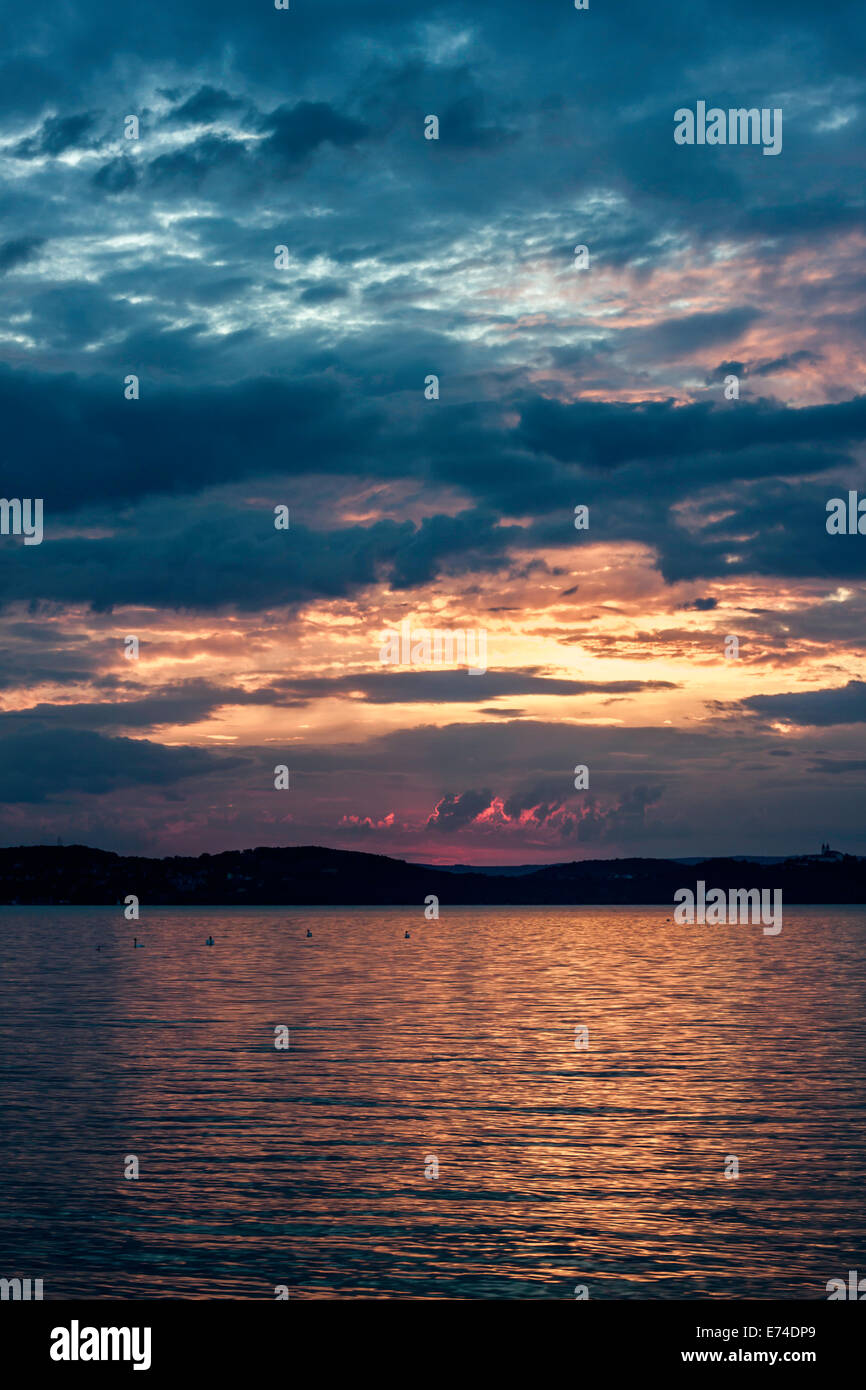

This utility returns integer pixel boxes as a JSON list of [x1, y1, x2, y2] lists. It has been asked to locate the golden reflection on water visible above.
[[0, 904, 864, 1298]]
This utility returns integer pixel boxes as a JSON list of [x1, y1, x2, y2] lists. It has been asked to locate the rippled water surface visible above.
[[1, 904, 864, 1298]]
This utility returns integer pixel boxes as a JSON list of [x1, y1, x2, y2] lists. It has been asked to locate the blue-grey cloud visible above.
[[740, 681, 866, 726]]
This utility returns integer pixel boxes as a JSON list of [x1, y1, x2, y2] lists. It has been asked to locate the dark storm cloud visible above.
[[0, 680, 278, 731], [517, 395, 866, 470], [0, 627, 128, 692], [0, 365, 384, 510], [97, 114, 374, 207], [146, 133, 249, 188], [739, 680, 866, 726], [0, 236, 44, 273], [0, 355, 864, 606], [648, 479, 866, 585], [169, 86, 246, 124], [739, 196, 866, 242], [706, 351, 821, 384], [12, 112, 99, 158], [0, 727, 240, 803], [624, 307, 763, 359], [0, 658, 100, 691], [355, 55, 517, 148], [267, 671, 678, 705], [27, 282, 139, 349], [91, 156, 138, 192], [258, 101, 370, 167], [105, 94, 374, 197], [0, 500, 529, 612], [432, 94, 516, 151], [749, 352, 822, 378]]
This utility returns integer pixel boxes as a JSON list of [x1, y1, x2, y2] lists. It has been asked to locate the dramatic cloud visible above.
[[0, 0, 864, 859], [12, 112, 98, 158], [0, 237, 44, 273], [740, 680, 866, 726], [0, 728, 239, 804]]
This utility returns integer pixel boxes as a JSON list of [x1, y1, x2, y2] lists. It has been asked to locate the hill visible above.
[[0, 843, 863, 905]]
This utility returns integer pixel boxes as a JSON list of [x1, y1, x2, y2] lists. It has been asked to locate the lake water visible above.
[[0, 904, 864, 1299]]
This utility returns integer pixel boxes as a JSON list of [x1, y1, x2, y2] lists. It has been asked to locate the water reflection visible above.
[[0, 905, 864, 1298]]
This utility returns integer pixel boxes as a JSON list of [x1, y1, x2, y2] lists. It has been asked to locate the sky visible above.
[[1, 0, 865, 864]]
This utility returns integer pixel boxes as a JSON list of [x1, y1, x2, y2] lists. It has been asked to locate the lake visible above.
[[0, 904, 864, 1298]]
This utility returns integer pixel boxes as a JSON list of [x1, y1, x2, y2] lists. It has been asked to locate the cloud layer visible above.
[[1, 0, 865, 860]]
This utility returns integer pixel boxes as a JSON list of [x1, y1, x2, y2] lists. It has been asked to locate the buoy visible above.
[[306, 929, 313, 938], [205, 936, 215, 946], [404, 931, 410, 939]]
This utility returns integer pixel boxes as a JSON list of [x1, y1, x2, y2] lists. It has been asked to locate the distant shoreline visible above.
[[1, 843, 864, 907]]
